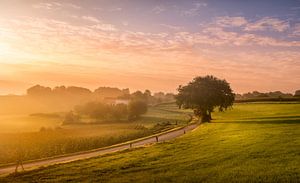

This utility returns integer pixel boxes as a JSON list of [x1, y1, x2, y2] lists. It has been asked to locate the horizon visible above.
[[0, 0, 300, 95], [0, 83, 298, 96]]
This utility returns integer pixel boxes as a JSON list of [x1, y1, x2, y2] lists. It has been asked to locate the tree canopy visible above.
[[175, 75, 234, 122], [128, 100, 148, 120]]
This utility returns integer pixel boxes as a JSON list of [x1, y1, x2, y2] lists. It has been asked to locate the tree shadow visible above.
[[139, 116, 173, 121], [242, 116, 300, 120], [213, 117, 300, 124]]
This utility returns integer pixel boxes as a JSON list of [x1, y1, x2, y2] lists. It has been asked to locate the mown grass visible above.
[[1, 102, 299, 182], [0, 104, 190, 165]]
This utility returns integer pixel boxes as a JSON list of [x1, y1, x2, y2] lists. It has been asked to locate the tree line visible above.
[[64, 101, 147, 124], [27, 85, 175, 104], [235, 90, 300, 100]]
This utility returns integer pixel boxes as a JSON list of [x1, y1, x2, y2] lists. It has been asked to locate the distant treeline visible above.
[[27, 85, 129, 99], [26, 85, 174, 103], [0, 85, 175, 115], [235, 97, 300, 103], [235, 90, 300, 102]]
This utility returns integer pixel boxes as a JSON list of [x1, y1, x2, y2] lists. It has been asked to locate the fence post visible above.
[[156, 136, 159, 142]]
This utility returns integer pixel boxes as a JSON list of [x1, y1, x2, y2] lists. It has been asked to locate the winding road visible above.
[[0, 123, 199, 176]]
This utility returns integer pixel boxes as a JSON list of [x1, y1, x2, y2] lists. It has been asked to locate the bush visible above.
[[75, 102, 129, 121], [128, 100, 148, 120], [63, 111, 81, 125], [111, 104, 128, 120]]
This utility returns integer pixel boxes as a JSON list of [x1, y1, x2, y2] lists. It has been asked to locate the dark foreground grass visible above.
[[1, 102, 299, 182]]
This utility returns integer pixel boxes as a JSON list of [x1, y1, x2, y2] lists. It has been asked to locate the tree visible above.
[[75, 102, 109, 119], [66, 86, 92, 96], [111, 103, 128, 120], [128, 100, 148, 120], [175, 75, 234, 122], [94, 87, 125, 99], [131, 91, 147, 101], [144, 89, 151, 97], [295, 90, 300, 97], [27, 85, 52, 97], [63, 111, 80, 124]]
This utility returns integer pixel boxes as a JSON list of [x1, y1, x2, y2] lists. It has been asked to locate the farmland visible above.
[[1, 102, 299, 182], [0, 103, 191, 165]]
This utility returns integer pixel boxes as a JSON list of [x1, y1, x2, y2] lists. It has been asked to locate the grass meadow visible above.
[[0, 103, 191, 165], [2, 102, 299, 182]]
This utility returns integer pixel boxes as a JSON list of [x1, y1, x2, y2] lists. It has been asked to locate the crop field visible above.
[[0, 103, 191, 165], [2, 102, 299, 182]]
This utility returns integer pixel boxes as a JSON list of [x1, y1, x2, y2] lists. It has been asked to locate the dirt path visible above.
[[0, 123, 199, 176]]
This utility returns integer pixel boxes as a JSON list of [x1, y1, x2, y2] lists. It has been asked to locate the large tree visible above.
[[175, 75, 234, 122]]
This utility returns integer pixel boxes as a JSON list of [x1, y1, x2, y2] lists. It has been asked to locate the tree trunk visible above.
[[208, 111, 212, 120], [201, 111, 211, 122]]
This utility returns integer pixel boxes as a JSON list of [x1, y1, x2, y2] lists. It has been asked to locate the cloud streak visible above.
[[152, 6, 165, 14], [32, 2, 81, 10], [181, 2, 207, 16], [0, 5, 299, 94], [245, 17, 289, 32]]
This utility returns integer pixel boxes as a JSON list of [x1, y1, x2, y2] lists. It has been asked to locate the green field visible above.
[[1, 102, 299, 182], [0, 103, 191, 165]]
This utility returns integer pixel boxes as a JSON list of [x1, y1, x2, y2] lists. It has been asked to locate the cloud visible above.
[[122, 21, 129, 26], [160, 24, 183, 31], [290, 6, 300, 11], [65, 3, 81, 9], [32, 2, 81, 10], [93, 7, 122, 12], [245, 17, 289, 32], [0, 15, 299, 94], [1, 15, 298, 66], [82, 16, 101, 23], [202, 26, 300, 47], [152, 6, 165, 14], [32, 2, 62, 10], [110, 7, 122, 12], [0, 16, 299, 60], [214, 16, 289, 32], [80, 16, 116, 30], [181, 2, 207, 16], [291, 23, 300, 37], [91, 24, 117, 31], [216, 16, 248, 27]]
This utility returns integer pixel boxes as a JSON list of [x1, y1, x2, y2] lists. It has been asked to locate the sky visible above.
[[0, 0, 299, 95]]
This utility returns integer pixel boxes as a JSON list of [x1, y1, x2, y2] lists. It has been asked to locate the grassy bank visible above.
[[1, 102, 299, 182]]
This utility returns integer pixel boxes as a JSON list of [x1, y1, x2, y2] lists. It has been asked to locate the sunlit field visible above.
[[0, 115, 62, 133], [3, 102, 299, 182], [0, 103, 190, 165]]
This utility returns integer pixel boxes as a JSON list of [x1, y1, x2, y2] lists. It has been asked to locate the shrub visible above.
[[63, 111, 81, 125], [128, 100, 148, 120]]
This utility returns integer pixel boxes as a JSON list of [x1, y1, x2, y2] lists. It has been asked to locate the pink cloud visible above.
[[0, 16, 299, 94]]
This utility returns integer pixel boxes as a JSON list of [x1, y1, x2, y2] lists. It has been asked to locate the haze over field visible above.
[[0, 0, 300, 95]]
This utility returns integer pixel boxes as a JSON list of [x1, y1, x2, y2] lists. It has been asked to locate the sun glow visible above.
[[0, 1, 299, 94], [0, 43, 12, 57]]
